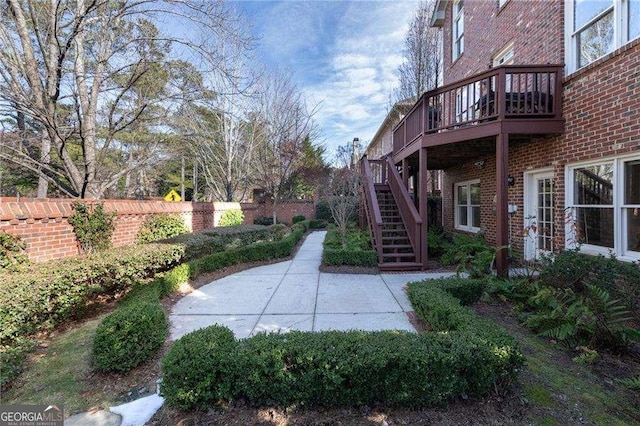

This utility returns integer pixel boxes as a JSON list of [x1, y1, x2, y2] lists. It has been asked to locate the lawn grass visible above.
[[0, 315, 111, 414]]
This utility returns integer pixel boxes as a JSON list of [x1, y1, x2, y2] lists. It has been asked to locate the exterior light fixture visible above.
[[507, 175, 516, 186]]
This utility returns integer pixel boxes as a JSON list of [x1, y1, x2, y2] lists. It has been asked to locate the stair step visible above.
[[383, 252, 417, 258], [378, 262, 423, 271], [382, 244, 413, 249]]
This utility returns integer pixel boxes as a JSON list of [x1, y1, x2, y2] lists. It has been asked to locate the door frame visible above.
[[523, 168, 554, 261]]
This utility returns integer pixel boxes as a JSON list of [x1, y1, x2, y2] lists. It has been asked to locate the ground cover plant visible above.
[[322, 223, 376, 267], [0, 231, 29, 272]]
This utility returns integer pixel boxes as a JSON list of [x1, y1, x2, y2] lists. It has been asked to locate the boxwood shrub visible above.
[[162, 319, 524, 410], [161, 325, 238, 410], [93, 302, 167, 373], [309, 219, 328, 229], [322, 249, 377, 267], [188, 222, 307, 278], [431, 277, 485, 305], [322, 225, 376, 267]]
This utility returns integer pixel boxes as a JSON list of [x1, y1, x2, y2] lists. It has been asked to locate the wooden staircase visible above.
[[360, 155, 424, 271], [376, 187, 422, 271]]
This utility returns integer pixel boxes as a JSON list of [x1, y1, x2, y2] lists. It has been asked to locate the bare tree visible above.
[[0, 0, 246, 198], [395, 0, 442, 103], [325, 163, 360, 248], [252, 70, 318, 224], [173, 26, 259, 202]]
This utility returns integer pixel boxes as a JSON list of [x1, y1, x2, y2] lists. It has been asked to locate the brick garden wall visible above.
[[0, 197, 316, 263]]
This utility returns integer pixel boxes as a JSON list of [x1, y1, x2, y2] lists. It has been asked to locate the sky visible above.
[[231, 0, 421, 161]]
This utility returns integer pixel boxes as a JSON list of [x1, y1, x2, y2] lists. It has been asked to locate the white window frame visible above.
[[452, 0, 464, 61], [565, 0, 640, 74], [565, 153, 640, 261], [454, 179, 481, 233], [492, 43, 515, 67]]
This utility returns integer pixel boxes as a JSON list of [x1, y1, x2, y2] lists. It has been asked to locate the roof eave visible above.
[[431, 0, 447, 27]]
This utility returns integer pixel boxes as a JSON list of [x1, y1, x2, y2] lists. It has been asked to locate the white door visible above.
[[524, 170, 555, 261]]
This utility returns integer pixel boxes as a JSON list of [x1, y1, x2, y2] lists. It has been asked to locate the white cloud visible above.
[[236, 0, 420, 158]]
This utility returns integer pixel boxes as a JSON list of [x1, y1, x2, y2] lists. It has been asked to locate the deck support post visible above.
[[402, 158, 409, 188], [495, 133, 509, 278], [419, 147, 429, 270]]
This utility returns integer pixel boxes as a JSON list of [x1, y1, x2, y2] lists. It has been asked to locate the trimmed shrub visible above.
[[433, 277, 485, 305], [219, 210, 244, 227], [161, 325, 238, 410], [322, 225, 376, 266], [254, 216, 280, 226], [323, 249, 377, 267], [0, 242, 184, 347], [162, 323, 524, 410], [309, 219, 328, 229], [188, 225, 306, 278], [93, 302, 167, 373], [0, 231, 29, 272], [292, 214, 306, 224], [168, 226, 271, 260], [314, 200, 332, 222], [137, 214, 189, 243]]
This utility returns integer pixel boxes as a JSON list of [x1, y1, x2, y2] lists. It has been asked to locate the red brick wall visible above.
[[437, 2, 640, 256], [442, 0, 564, 83], [0, 198, 317, 263], [0, 198, 216, 262]]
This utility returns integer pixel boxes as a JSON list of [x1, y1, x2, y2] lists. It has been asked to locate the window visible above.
[[492, 43, 515, 66], [455, 180, 480, 232], [452, 0, 464, 61], [566, 0, 640, 73], [566, 155, 640, 259]]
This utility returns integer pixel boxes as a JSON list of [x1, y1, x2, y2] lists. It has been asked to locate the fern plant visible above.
[[617, 376, 640, 391], [524, 284, 638, 350]]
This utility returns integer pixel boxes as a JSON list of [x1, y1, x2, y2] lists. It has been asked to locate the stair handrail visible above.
[[360, 156, 384, 262], [384, 156, 422, 263]]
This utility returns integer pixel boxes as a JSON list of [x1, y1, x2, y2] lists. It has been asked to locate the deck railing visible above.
[[360, 156, 384, 262], [393, 65, 563, 153]]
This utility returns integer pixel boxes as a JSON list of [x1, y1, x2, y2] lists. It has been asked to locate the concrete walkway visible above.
[[67, 230, 456, 426], [170, 230, 456, 340]]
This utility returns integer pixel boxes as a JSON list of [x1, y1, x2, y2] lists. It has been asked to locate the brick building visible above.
[[360, 0, 640, 273]]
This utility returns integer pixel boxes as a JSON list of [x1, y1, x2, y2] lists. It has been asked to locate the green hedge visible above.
[[168, 226, 272, 260], [309, 219, 328, 229], [322, 225, 376, 267], [0, 243, 184, 346], [188, 222, 307, 278], [162, 321, 524, 410], [136, 214, 189, 243], [431, 277, 485, 306], [1, 222, 311, 388], [322, 249, 377, 267], [93, 302, 167, 373]]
